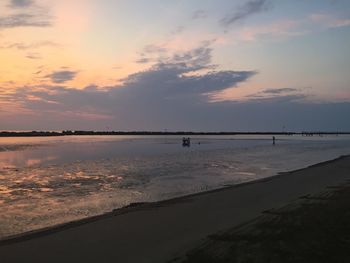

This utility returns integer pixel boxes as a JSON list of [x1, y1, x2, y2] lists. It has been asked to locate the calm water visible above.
[[1, 135, 350, 239]]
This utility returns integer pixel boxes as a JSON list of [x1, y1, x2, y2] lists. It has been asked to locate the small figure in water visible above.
[[182, 137, 191, 147], [272, 136, 276, 145]]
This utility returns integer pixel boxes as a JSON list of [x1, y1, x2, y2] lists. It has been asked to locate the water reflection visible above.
[[0, 136, 268, 168]]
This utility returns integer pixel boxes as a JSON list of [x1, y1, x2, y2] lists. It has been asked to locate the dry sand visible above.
[[177, 171, 350, 262], [0, 155, 349, 263]]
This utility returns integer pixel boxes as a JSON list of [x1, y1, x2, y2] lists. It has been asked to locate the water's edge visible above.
[[1, 154, 348, 246]]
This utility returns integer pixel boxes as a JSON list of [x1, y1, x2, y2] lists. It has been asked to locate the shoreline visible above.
[[0, 154, 349, 262], [0, 154, 349, 245], [0, 155, 347, 245]]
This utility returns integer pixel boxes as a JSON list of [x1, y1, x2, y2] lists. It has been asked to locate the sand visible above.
[[0, 155, 349, 263], [177, 175, 350, 262]]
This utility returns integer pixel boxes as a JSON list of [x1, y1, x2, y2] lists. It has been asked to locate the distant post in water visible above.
[[272, 136, 276, 145]]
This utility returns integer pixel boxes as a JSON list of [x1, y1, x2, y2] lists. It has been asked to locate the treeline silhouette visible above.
[[0, 130, 348, 137]]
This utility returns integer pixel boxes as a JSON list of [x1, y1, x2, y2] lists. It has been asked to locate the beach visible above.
[[0, 155, 349, 263]]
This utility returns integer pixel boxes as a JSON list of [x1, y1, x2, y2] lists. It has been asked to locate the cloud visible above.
[[9, 0, 34, 8], [247, 94, 307, 104], [143, 44, 168, 54], [135, 40, 216, 66], [171, 26, 185, 35], [135, 44, 166, 64], [135, 44, 169, 64], [2, 44, 257, 127], [220, 0, 270, 27], [26, 52, 41, 59], [309, 13, 350, 28], [237, 20, 302, 41], [3, 84, 350, 131], [45, 70, 78, 84], [241, 87, 304, 101], [0, 13, 51, 28], [192, 10, 207, 20], [2, 43, 349, 131], [261, 88, 299, 94], [125, 44, 257, 104], [135, 57, 153, 64], [231, 13, 349, 43], [0, 0, 52, 29], [0, 41, 59, 50]]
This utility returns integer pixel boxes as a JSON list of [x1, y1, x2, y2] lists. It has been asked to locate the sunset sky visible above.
[[1, 0, 350, 131]]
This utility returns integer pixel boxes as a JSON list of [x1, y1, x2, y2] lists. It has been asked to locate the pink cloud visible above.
[[237, 20, 302, 41], [235, 13, 350, 43], [309, 13, 350, 28]]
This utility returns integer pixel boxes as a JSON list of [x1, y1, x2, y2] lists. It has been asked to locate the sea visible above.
[[1, 134, 350, 239]]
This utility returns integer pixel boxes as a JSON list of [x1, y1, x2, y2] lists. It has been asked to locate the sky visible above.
[[0, 0, 350, 131]]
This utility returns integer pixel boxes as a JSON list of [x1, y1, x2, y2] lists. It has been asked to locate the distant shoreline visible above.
[[1, 130, 349, 137]]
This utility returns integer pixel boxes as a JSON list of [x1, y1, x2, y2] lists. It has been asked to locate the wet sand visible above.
[[0, 155, 349, 263]]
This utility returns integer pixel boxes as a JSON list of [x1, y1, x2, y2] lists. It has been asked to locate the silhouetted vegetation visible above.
[[0, 131, 63, 137]]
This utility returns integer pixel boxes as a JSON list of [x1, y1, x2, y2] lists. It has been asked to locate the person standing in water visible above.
[[272, 136, 276, 145]]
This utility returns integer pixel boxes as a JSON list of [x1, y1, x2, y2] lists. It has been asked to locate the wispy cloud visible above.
[[9, 0, 34, 8], [135, 39, 218, 66], [309, 13, 350, 28], [0, 41, 59, 50], [170, 26, 185, 35], [143, 44, 168, 54], [0, 13, 51, 28], [135, 57, 153, 64], [261, 88, 299, 94], [26, 52, 41, 59], [234, 12, 350, 42], [240, 87, 306, 102], [237, 19, 302, 41], [192, 10, 207, 20], [220, 0, 270, 28], [0, 0, 52, 29], [135, 44, 168, 64]]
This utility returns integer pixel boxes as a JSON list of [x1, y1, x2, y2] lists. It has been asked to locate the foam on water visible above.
[[0, 135, 350, 238]]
